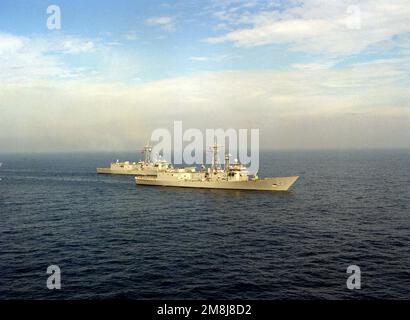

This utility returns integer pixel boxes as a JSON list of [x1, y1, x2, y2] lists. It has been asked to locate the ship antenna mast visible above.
[[211, 136, 220, 172], [143, 142, 152, 163], [224, 153, 230, 173]]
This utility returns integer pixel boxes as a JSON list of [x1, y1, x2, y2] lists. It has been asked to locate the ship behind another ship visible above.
[[96, 144, 170, 176]]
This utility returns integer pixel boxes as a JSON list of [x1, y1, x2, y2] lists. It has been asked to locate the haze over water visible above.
[[1, 150, 409, 299]]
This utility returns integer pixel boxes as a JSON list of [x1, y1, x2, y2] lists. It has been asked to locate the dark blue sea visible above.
[[1, 150, 410, 299]]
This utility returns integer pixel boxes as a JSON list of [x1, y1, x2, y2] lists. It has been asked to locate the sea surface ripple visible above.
[[0, 150, 409, 299]]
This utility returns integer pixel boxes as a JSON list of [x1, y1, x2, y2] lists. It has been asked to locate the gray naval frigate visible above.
[[96, 144, 170, 176], [135, 140, 298, 191]]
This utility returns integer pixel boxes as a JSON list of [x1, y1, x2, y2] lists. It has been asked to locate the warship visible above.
[[135, 140, 298, 191], [96, 144, 170, 175]]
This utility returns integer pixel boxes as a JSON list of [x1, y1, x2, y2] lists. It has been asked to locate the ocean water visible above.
[[0, 150, 410, 299]]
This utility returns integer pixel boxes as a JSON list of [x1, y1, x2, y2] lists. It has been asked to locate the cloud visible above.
[[189, 54, 240, 62], [1, 21, 410, 152], [146, 16, 176, 32], [0, 33, 25, 54], [1, 58, 410, 152], [205, 0, 410, 56], [59, 38, 95, 54], [0, 32, 98, 83], [189, 56, 209, 61], [123, 31, 138, 41], [0, 33, 66, 83]]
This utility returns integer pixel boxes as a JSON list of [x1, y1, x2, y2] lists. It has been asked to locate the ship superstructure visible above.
[[135, 139, 298, 191], [97, 144, 170, 176]]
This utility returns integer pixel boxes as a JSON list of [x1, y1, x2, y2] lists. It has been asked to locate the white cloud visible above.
[[0, 33, 24, 54], [1, 58, 410, 151], [1, 24, 410, 151], [60, 38, 95, 54], [205, 0, 410, 56], [189, 56, 209, 61], [0, 32, 97, 83], [292, 62, 336, 71], [0, 33, 65, 83], [123, 31, 138, 41], [146, 16, 176, 32], [189, 54, 240, 62]]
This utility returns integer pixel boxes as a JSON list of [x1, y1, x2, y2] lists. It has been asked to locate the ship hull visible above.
[[96, 168, 157, 176], [135, 176, 299, 191]]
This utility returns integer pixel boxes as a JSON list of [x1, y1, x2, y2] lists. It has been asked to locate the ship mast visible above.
[[143, 143, 152, 163], [211, 136, 220, 172], [224, 153, 230, 173]]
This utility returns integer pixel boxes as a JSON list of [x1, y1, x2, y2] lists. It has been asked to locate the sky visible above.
[[0, 0, 410, 152]]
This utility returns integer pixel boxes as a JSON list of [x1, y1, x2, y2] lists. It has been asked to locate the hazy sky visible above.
[[1, 0, 410, 152]]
